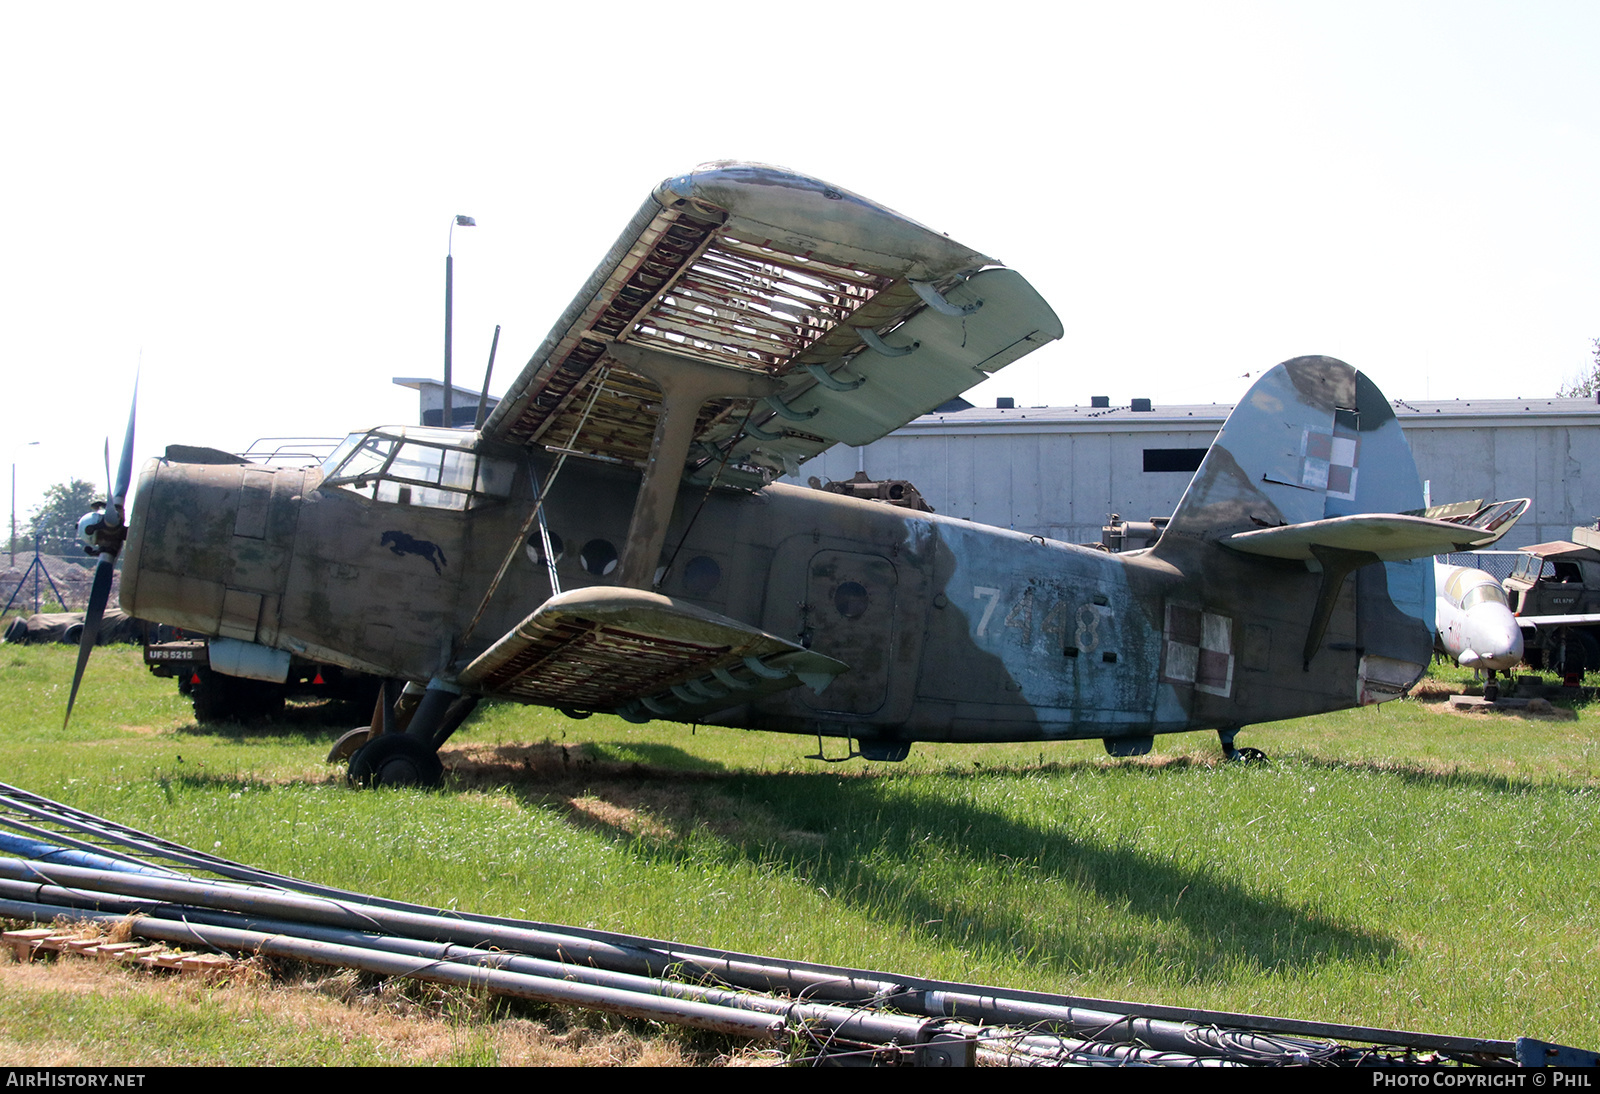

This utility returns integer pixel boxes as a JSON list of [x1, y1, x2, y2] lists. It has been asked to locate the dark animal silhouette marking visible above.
[[381, 530, 447, 575]]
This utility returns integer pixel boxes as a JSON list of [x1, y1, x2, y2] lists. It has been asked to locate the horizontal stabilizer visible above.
[[458, 588, 847, 721], [1223, 512, 1518, 563]]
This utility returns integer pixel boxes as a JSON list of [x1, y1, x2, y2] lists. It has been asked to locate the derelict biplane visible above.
[[73, 162, 1522, 784]]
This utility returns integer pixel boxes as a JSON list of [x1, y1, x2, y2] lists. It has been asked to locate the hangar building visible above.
[[795, 394, 1600, 550]]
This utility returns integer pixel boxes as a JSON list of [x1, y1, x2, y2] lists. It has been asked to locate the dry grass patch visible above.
[[442, 740, 823, 847], [0, 939, 757, 1066]]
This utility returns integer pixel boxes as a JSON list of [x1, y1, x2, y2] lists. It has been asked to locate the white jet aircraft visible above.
[[1434, 560, 1524, 698]]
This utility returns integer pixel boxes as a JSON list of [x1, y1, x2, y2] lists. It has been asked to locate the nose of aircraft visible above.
[[121, 457, 306, 642], [1461, 603, 1525, 671]]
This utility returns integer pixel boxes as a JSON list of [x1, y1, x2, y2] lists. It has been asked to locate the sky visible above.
[[3, 1, 1597, 524]]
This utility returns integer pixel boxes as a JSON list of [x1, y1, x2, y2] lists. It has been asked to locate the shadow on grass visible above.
[[448, 746, 1398, 983], [174, 699, 371, 741]]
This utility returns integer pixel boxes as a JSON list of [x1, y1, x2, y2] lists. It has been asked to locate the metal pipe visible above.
[[475, 325, 501, 429], [0, 790, 1535, 1066], [0, 866, 1395, 1068], [0, 895, 785, 1042], [0, 887, 1236, 1065]]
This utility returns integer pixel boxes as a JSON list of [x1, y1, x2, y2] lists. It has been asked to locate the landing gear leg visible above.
[[347, 679, 478, 788], [1484, 670, 1500, 703], [1217, 727, 1268, 764]]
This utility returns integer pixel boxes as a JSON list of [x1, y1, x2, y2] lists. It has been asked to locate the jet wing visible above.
[[1515, 613, 1600, 627], [457, 587, 847, 722], [481, 162, 1063, 483]]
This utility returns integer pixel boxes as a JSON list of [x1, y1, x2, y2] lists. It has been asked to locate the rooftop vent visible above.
[[1131, 398, 1152, 412], [1090, 396, 1110, 408], [996, 397, 1015, 409]]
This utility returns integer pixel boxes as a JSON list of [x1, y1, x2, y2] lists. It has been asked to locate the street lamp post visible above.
[[444, 214, 476, 429]]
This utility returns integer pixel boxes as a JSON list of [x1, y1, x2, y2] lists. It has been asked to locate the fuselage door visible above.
[[801, 550, 898, 716]]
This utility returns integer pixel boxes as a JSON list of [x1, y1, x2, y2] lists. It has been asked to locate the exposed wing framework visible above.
[[483, 162, 1063, 484], [459, 588, 847, 722]]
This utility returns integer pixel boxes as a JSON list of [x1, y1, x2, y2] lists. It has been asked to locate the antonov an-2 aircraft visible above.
[[73, 162, 1520, 785]]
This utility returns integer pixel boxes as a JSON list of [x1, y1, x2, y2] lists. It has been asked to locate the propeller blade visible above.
[[64, 553, 115, 728], [113, 376, 138, 509], [64, 372, 138, 729]]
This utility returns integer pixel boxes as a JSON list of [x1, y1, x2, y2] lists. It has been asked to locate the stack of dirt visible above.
[[0, 557, 119, 612]]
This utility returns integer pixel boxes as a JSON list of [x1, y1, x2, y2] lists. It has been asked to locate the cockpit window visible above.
[[318, 427, 514, 510], [1460, 584, 1508, 611]]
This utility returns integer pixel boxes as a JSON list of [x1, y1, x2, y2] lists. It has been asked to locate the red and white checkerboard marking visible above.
[[1162, 603, 1234, 697], [1299, 424, 1359, 501]]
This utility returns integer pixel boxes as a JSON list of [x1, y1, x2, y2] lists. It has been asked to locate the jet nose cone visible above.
[[1465, 606, 1524, 671]]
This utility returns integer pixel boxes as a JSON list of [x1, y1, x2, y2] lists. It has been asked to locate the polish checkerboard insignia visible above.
[[1162, 603, 1235, 697], [1300, 423, 1359, 501]]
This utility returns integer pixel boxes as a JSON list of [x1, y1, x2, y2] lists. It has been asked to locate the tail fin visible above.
[[1154, 356, 1434, 694], [1158, 357, 1517, 561], [1159, 356, 1422, 546]]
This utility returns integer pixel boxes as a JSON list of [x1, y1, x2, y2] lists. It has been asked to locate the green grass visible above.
[[3, 645, 1598, 1058]]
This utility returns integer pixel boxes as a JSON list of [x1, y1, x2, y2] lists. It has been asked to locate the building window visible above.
[[1143, 448, 1207, 473]]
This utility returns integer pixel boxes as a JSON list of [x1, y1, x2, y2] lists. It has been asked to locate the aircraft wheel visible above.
[[1232, 746, 1270, 764], [348, 734, 444, 789]]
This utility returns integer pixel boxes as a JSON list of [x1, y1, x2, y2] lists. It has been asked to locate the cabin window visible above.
[[318, 427, 514, 510], [683, 555, 722, 597], [580, 539, 619, 576], [525, 531, 564, 567], [834, 581, 869, 619]]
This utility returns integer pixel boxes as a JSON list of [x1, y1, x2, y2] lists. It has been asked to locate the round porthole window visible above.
[[683, 555, 722, 597], [525, 531, 564, 567], [835, 580, 869, 619], [580, 538, 619, 576]]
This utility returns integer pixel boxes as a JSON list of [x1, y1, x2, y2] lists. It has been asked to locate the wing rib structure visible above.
[[481, 162, 1063, 485], [458, 588, 847, 722]]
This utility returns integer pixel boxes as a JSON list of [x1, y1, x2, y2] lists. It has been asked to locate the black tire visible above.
[[192, 669, 287, 723], [348, 734, 444, 789]]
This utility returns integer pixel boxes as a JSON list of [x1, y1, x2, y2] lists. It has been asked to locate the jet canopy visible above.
[[318, 426, 515, 510]]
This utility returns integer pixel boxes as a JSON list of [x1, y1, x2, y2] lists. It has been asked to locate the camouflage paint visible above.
[[123, 357, 1435, 757]]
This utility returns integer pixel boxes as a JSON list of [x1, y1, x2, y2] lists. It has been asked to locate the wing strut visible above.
[[604, 342, 778, 590]]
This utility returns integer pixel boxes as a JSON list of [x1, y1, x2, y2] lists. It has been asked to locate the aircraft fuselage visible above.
[[122, 444, 1418, 753]]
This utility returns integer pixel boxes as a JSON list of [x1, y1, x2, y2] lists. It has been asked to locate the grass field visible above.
[[2, 644, 1597, 1064]]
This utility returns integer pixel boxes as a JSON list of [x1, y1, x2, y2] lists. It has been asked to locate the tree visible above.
[[26, 479, 101, 557], [1557, 338, 1600, 398]]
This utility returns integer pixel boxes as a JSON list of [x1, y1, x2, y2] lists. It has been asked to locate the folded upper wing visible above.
[[482, 162, 1063, 483], [457, 586, 847, 722]]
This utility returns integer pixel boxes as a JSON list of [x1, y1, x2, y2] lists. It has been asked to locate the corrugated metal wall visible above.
[[792, 415, 1600, 549]]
